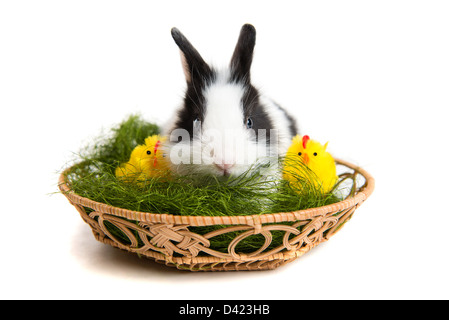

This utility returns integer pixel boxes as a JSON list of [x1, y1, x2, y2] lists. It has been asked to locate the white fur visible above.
[[177, 70, 260, 176]]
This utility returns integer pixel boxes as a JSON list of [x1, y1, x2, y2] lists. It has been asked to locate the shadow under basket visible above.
[[59, 158, 374, 272]]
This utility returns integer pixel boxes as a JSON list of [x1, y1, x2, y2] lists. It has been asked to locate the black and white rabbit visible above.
[[163, 24, 298, 177]]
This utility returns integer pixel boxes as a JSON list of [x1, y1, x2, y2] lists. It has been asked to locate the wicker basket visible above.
[[59, 158, 374, 272]]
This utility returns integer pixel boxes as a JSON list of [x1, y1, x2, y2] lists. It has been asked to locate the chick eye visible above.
[[298, 152, 302, 156], [246, 117, 253, 129], [313, 152, 318, 156], [146, 150, 152, 155]]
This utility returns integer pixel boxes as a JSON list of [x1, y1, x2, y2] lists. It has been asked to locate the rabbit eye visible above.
[[246, 117, 253, 129], [146, 150, 152, 155], [193, 117, 201, 128]]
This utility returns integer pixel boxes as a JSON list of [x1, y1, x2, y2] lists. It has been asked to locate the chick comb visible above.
[[153, 140, 161, 167], [302, 135, 310, 149], [154, 140, 161, 155]]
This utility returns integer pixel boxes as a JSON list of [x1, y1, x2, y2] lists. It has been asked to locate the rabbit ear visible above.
[[230, 24, 256, 84], [171, 27, 213, 84]]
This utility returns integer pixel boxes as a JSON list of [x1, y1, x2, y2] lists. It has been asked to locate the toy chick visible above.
[[282, 135, 338, 193], [115, 135, 170, 183]]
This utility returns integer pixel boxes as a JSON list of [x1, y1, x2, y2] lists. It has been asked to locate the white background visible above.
[[1, 0, 448, 300]]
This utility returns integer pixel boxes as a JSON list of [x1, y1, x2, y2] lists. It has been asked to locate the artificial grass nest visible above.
[[60, 114, 374, 269], [66, 114, 342, 215]]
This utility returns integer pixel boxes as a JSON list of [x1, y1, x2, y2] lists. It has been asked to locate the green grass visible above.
[[63, 114, 342, 254]]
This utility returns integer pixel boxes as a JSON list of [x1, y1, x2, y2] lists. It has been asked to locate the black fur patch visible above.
[[171, 27, 214, 84], [241, 85, 273, 143], [174, 69, 217, 140], [272, 100, 299, 137], [230, 24, 257, 85], [170, 27, 218, 140]]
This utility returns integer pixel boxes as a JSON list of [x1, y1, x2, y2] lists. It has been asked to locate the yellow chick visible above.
[[115, 135, 170, 183], [282, 135, 338, 193]]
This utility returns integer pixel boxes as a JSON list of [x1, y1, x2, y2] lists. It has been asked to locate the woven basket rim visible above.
[[58, 158, 374, 227]]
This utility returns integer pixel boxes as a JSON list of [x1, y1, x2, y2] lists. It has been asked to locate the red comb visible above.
[[154, 140, 161, 154], [153, 140, 161, 167], [302, 135, 310, 149]]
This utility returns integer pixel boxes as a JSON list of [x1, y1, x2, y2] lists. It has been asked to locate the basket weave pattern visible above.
[[59, 159, 374, 271]]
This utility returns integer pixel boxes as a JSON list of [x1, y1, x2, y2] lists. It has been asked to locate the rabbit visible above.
[[162, 24, 298, 178]]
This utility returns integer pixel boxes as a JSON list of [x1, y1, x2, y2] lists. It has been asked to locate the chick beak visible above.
[[303, 153, 310, 165]]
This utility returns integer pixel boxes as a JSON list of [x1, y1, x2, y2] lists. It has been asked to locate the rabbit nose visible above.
[[214, 163, 235, 171], [214, 163, 235, 176]]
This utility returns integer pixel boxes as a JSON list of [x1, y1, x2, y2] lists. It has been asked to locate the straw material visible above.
[[59, 158, 374, 271]]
